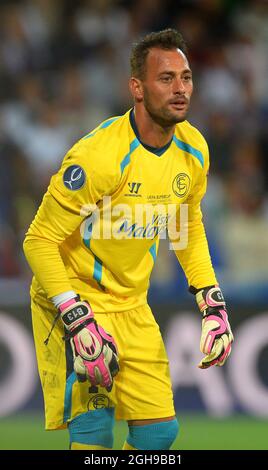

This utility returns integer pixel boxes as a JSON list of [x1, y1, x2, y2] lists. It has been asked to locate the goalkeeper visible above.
[[23, 29, 233, 451]]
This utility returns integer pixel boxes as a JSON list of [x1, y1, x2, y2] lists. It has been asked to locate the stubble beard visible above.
[[145, 100, 188, 128], [143, 90, 189, 128]]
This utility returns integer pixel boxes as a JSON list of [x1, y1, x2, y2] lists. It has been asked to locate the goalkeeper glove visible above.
[[59, 296, 119, 391], [190, 285, 234, 369]]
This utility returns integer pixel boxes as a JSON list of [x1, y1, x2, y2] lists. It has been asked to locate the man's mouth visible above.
[[169, 99, 188, 110]]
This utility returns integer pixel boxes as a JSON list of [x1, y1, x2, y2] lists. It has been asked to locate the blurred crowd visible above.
[[0, 0, 267, 296]]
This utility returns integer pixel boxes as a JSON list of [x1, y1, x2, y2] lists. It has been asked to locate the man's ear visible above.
[[129, 77, 143, 102]]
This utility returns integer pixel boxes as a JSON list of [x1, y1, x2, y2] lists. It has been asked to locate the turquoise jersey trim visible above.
[[120, 138, 140, 174], [173, 135, 204, 168], [149, 243, 157, 262], [83, 117, 120, 139], [93, 256, 103, 284], [83, 219, 104, 288], [63, 371, 76, 422], [83, 220, 93, 249]]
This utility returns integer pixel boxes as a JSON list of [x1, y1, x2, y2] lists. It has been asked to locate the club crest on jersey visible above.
[[88, 394, 111, 410], [63, 165, 86, 190], [172, 173, 190, 198]]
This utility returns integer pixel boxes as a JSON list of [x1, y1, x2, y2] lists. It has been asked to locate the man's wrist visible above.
[[58, 297, 79, 313], [51, 290, 77, 309], [189, 285, 226, 313]]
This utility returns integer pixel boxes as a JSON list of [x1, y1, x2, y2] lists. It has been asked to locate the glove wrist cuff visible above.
[[191, 285, 226, 313], [58, 297, 79, 313], [59, 297, 94, 331]]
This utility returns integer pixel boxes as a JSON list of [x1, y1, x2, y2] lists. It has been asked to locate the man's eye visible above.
[[161, 76, 172, 82], [183, 76, 192, 81]]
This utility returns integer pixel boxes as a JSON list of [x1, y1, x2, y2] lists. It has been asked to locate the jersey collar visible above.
[[129, 109, 173, 157]]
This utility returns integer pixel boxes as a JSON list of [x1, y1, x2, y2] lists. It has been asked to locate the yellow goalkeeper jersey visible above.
[[24, 109, 217, 312]]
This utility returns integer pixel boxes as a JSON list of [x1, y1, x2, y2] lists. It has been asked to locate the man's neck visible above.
[[133, 105, 175, 148]]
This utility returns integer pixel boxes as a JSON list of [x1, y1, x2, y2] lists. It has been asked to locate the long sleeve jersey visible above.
[[24, 109, 217, 312]]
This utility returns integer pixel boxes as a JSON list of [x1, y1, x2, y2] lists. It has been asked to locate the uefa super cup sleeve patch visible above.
[[63, 165, 86, 190]]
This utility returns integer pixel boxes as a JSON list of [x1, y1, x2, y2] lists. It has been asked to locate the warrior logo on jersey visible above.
[[128, 182, 142, 194], [172, 173, 190, 198], [63, 165, 85, 190]]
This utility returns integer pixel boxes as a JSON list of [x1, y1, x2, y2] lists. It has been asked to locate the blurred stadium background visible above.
[[0, 0, 268, 450]]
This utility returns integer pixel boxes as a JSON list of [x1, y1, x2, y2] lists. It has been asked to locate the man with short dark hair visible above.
[[24, 28, 233, 450]]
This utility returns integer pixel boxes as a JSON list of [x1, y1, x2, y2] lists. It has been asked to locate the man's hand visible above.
[[191, 285, 234, 369], [59, 297, 119, 391]]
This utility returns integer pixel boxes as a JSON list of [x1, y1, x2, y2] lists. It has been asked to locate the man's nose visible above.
[[173, 78, 186, 94]]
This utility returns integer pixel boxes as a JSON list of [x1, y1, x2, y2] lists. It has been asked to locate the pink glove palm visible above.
[[59, 297, 119, 391]]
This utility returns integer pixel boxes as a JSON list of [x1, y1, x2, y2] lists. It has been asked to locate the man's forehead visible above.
[[146, 47, 190, 71]]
